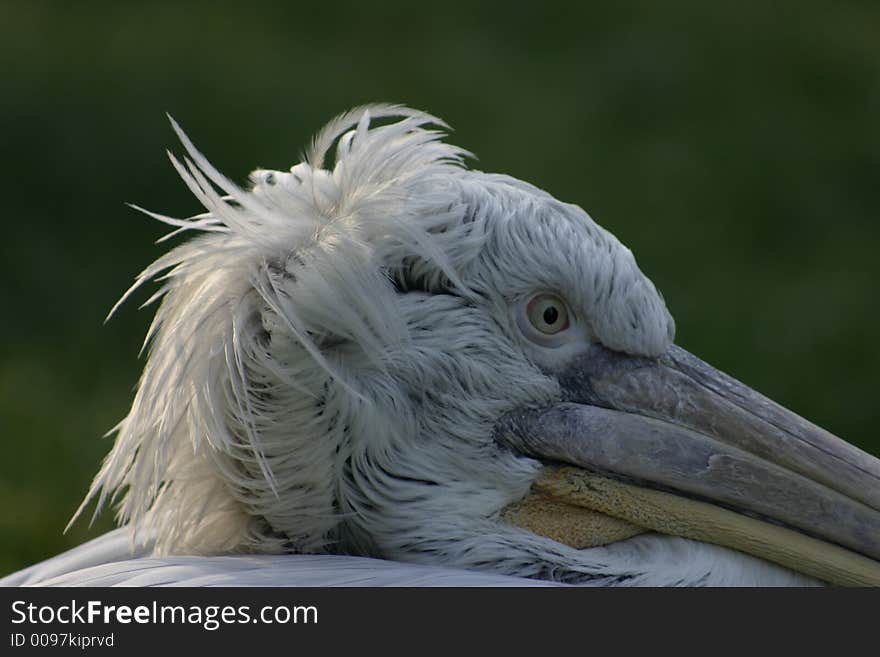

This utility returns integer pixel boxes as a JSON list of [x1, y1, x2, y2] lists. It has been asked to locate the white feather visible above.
[[11, 105, 814, 587], [2, 529, 815, 587]]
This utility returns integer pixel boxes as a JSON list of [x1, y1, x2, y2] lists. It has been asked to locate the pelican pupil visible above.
[[543, 306, 559, 325]]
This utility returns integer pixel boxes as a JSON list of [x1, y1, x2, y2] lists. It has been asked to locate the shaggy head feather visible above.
[[76, 105, 688, 583]]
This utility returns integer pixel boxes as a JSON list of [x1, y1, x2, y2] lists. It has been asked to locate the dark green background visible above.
[[2, 2, 878, 576]]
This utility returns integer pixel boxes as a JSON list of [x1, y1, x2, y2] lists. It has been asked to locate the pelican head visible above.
[[78, 105, 880, 586]]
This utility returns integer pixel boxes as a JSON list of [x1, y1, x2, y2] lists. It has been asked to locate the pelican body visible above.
[[4, 106, 879, 587]]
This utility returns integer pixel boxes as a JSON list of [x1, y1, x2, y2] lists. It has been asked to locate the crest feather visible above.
[[72, 106, 478, 555]]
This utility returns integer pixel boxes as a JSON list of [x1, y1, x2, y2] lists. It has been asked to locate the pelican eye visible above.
[[525, 294, 570, 335]]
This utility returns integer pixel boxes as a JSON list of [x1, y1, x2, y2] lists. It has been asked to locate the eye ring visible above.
[[524, 293, 570, 336]]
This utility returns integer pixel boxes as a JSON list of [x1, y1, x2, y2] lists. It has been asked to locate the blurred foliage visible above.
[[1, 1, 878, 576]]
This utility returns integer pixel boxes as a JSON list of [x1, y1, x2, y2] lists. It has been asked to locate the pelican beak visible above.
[[495, 345, 880, 585]]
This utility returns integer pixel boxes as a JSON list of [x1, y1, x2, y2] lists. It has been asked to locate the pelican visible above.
[[4, 105, 879, 587]]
